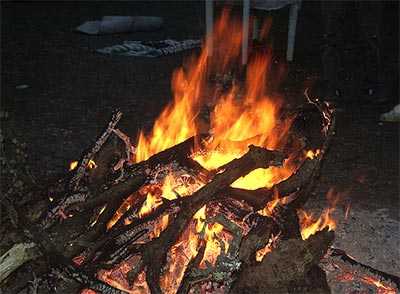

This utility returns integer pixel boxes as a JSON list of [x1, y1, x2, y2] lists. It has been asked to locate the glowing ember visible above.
[[98, 256, 150, 294], [69, 159, 97, 171], [361, 276, 397, 294], [88, 159, 97, 169], [256, 233, 281, 262], [336, 271, 397, 294], [69, 160, 78, 171], [160, 172, 204, 200], [305, 149, 320, 159]]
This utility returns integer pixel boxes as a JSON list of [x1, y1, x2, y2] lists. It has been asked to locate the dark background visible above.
[[1, 1, 399, 217]]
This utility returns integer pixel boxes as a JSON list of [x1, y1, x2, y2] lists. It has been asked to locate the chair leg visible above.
[[205, 0, 213, 57], [242, 0, 250, 65], [287, 3, 300, 62]]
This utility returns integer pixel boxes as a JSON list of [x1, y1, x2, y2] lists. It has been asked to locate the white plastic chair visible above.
[[205, 0, 301, 65]]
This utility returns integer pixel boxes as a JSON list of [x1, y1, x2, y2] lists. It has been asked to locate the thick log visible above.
[[225, 157, 318, 210], [140, 145, 286, 293], [238, 215, 277, 267], [287, 114, 336, 211], [176, 240, 206, 294], [231, 229, 334, 294], [70, 135, 208, 214], [67, 175, 145, 214], [128, 135, 207, 175]]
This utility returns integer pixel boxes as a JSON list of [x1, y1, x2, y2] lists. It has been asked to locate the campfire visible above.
[[1, 9, 398, 294]]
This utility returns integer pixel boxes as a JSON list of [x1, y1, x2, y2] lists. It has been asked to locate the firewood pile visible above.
[[0, 95, 341, 294], [1, 8, 399, 294]]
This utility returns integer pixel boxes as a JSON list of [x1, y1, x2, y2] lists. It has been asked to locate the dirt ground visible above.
[[1, 0, 399, 290]]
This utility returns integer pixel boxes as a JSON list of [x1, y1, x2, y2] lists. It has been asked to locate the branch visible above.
[[225, 157, 318, 210], [69, 110, 123, 191], [140, 145, 286, 293], [0, 243, 41, 283]]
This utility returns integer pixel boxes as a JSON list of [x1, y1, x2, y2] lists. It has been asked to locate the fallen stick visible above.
[[69, 110, 123, 192], [0, 243, 41, 283], [327, 247, 400, 289]]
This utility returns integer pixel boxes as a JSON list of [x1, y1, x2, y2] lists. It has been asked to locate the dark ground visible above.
[[1, 0, 399, 223]]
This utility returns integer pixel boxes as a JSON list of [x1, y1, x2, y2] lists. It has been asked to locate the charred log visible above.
[[138, 146, 286, 293], [231, 229, 334, 294]]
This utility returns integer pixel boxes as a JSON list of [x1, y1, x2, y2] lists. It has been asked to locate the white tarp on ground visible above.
[[380, 104, 400, 122], [76, 16, 163, 35]]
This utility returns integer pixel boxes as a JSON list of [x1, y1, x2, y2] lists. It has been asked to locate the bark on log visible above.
[[238, 215, 277, 267], [63, 175, 146, 259], [326, 247, 400, 289], [176, 240, 206, 294], [140, 145, 286, 293], [231, 229, 334, 294], [128, 135, 208, 176], [225, 157, 318, 210]]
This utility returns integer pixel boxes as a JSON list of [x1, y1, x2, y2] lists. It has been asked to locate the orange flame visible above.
[[305, 149, 320, 159], [258, 187, 282, 217], [69, 160, 78, 171], [103, 10, 314, 294], [256, 233, 280, 262], [69, 159, 97, 171], [298, 208, 336, 240], [134, 10, 295, 192], [107, 195, 134, 230], [361, 276, 397, 294], [138, 193, 163, 218], [336, 271, 397, 294], [193, 206, 231, 266], [298, 188, 341, 240]]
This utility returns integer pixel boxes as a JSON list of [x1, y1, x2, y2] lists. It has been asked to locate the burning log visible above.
[[176, 240, 207, 294], [0, 98, 336, 294], [237, 215, 277, 267], [225, 157, 319, 210], [231, 229, 334, 294], [0, 58, 341, 294], [135, 146, 286, 293], [0, 100, 335, 293], [323, 247, 400, 291]]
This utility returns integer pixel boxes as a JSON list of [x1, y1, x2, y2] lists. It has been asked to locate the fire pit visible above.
[[0, 9, 398, 294]]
